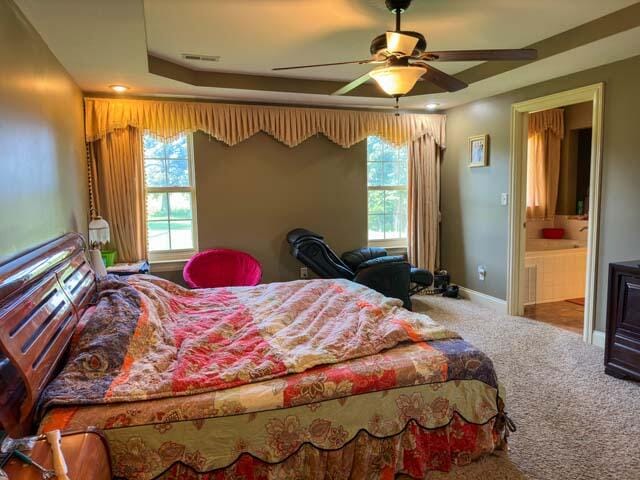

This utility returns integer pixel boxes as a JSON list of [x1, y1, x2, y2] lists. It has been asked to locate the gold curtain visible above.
[[84, 98, 446, 148], [84, 98, 447, 266], [408, 135, 441, 272], [89, 127, 147, 262], [526, 109, 564, 219]]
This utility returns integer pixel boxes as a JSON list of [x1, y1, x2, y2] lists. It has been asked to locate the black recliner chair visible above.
[[287, 229, 434, 310]]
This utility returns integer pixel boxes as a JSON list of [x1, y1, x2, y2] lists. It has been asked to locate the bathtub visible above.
[[526, 238, 587, 251], [524, 239, 587, 305]]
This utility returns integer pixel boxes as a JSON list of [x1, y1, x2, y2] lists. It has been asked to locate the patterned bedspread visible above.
[[39, 275, 506, 479], [41, 275, 457, 408]]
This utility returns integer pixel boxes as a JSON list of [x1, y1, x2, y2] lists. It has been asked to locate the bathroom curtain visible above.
[[408, 134, 441, 272], [89, 126, 147, 262], [526, 109, 564, 219]]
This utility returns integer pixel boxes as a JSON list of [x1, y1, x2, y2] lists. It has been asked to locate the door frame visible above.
[[506, 83, 604, 344]]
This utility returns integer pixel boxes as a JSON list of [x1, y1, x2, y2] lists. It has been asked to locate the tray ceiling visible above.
[[14, 0, 640, 110]]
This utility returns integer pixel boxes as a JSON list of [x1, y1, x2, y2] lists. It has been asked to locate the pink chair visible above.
[[183, 249, 262, 288]]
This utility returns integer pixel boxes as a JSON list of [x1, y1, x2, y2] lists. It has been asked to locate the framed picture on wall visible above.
[[469, 134, 489, 167]]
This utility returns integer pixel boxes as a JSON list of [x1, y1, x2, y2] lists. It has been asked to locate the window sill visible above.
[[368, 240, 408, 249], [149, 250, 196, 272], [149, 259, 189, 273]]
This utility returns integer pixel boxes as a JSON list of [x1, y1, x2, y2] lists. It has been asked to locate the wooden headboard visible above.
[[0, 233, 96, 435]]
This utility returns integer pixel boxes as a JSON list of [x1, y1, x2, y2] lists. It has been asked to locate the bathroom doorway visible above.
[[522, 102, 592, 334], [506, 84, 604, 345]]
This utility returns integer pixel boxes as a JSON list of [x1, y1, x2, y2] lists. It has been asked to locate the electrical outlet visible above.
[[478, 265, 486, 281], [300, 267, 309, 279], [501, 193, 509, 206]]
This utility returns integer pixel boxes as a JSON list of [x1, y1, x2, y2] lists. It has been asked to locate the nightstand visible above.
[[3, 430, 111, 479], [106, 260, 150, 276]]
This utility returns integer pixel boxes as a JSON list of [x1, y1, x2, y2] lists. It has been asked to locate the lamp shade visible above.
[[88, 216, 110, 246], [385, 31, 419, 57], [370, 66, 425, 96]]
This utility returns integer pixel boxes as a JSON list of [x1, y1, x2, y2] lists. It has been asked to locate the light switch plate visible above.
[[478, 265, 486, 281], [501, 193, 509, 206], [300, 267, 309, 279]]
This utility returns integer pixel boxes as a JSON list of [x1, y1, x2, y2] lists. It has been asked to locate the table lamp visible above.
[[88, 216, 110, 248], [88, 216, 110, 277]]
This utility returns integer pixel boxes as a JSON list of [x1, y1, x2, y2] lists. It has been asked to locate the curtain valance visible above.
[[84, 98, 446, 148], [528, 108, 564, 139]]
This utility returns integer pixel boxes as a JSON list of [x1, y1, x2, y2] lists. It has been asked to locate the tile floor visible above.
[[523, 300, 584, 334]]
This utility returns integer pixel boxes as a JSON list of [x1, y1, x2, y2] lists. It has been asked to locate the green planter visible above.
[[101, 250, 117, 267]]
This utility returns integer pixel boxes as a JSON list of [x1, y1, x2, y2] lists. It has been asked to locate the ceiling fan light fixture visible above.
[[271, 0, 535, 99], [369, 66, 424, 96], [385, 31, 419, 56]]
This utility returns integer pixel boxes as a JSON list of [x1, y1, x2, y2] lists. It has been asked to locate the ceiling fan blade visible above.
[[332, 71, 373, 96], [412, 62, 467, 92], [386, 31, 419, 56], [273, 59, 378, 71], [421, 49, 538, 62]]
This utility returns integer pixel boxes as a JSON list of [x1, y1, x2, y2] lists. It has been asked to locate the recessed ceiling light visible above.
[[426, 103, 440, 110], [109, 85, 129, 93]]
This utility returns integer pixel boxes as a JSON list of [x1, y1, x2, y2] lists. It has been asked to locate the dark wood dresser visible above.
[[605, 260, 640, 380]]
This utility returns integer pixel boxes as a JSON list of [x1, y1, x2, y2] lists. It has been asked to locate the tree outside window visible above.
[[143, 134, 198, 258], [367, 137, 408, 245]]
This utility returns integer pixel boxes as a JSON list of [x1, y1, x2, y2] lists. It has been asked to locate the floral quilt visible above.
[[40, 275, 458, 408]]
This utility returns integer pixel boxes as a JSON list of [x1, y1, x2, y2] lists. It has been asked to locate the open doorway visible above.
[[522, 102, 592, 334], [506, 84, 604, 345]]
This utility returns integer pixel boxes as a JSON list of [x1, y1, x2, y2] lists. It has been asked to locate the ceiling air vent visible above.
[[181, 53, 221, 63]]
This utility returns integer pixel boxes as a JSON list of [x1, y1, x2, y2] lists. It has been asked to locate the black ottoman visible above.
[[409, 267, 434, 295]]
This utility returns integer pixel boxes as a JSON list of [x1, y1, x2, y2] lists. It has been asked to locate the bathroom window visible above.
[[367, 136, 408, 247], [143, 133, 198, 261]]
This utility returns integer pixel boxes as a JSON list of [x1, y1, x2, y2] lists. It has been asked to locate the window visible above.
[[367, 136, 408, 246], [143, 133, 198, 261]]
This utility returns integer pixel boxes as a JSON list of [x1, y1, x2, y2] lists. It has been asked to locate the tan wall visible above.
[[189, 132, 367, 283], [0, 0, 87, 261], [442, 55, 640, 331], [564, 101, 593, 131], [557, 101, 593, 214]]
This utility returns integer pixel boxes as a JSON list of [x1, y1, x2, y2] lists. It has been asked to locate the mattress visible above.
[[41, 340, 504, 479]]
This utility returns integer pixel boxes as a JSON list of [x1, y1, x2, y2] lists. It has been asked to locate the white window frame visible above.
[[367, 138, 408, 249], [144, 133, 199, 263]]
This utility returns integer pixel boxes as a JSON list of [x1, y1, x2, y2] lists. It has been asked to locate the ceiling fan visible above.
[[273, 0, 537, 99]]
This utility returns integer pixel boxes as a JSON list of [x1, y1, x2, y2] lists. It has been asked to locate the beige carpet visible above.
[[406, 295, 640, 480]]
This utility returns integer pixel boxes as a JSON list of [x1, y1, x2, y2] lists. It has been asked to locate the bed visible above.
[[0, 234, 509, 480]]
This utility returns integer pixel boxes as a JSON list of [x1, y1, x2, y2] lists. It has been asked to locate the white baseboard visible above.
[[592, 330, 605, 348], [457, 286, 508, 314]]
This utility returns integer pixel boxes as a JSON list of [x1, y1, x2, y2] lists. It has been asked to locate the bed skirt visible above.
[[154, 414, 505, 480]]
